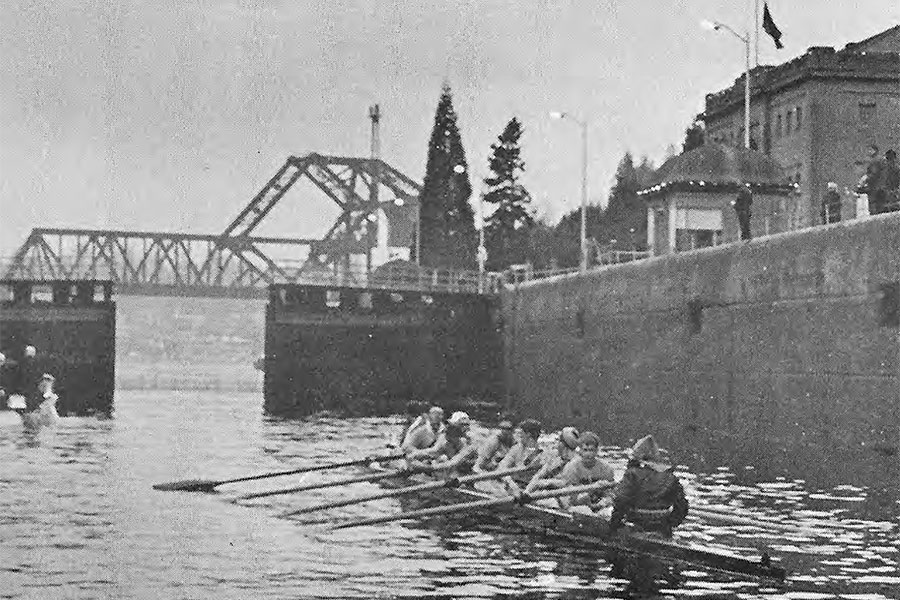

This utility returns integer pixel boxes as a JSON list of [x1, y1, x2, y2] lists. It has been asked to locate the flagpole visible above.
[[754, 0, 760, 66]]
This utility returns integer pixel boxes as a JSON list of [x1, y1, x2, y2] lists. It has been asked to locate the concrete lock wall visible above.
[[0, 281, 116, 416], [502, 213, 899, 488], [264, 286, 503, 417]]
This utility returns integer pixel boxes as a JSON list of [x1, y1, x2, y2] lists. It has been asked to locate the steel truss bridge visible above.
[[3, 154, 497, 296]]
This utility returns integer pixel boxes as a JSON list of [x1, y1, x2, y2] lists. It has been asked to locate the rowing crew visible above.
[[393, 407, 688, 537]]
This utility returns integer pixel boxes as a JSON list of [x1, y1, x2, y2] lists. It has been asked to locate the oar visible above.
[[691, 507, 815, 534], [283, 465, 533, 518], [152, 451, 404, 493], [236, 467, 412, 501], [331, 480, 616, 530]]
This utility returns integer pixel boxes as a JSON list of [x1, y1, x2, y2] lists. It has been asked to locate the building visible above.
[[702, 25, 900, 227], [639, 145, 795, 255]]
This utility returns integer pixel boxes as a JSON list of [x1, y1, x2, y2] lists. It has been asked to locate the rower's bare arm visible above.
[[475, 438, 498, 470]]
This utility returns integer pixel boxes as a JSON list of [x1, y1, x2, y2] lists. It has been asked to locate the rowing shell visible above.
[[365, 461, 786, 581]]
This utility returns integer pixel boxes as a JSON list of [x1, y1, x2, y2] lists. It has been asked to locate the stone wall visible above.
[[264, 286, 503, 417], [502, 214, 900, 487]]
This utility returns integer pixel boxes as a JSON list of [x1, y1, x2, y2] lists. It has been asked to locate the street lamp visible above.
[[477, 192, 487, 274], [701, 19, 751, 149], [550, 111, 588, 272]]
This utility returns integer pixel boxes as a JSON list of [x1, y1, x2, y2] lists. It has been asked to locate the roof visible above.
[[844, 25, 900, 53], [704, 26, 900, 119], [638, 144, 794, 197]]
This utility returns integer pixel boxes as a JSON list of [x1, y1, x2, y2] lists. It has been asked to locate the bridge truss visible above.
[[3, 154, 492, 296]]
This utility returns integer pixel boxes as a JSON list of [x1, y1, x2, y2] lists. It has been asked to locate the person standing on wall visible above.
[[857, 144, 884, 214], [732, 184, 753, 241], [883, 149, 900, 213], [821, 182, 842, 224]]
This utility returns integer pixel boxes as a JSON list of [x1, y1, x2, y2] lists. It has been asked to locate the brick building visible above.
[[702, 25, 900, 227]]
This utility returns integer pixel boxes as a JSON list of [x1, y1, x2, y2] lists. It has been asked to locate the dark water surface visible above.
[[2, 389, 899, 599]]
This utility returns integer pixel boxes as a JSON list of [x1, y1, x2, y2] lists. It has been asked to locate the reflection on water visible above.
[[2, 390, 899, 599]]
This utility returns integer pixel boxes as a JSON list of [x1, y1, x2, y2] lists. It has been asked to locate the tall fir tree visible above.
[[603, 153, 655, 252], [483, 117, 534, 270], [682, 119, 705, 153], [415, 83, 475, 269]]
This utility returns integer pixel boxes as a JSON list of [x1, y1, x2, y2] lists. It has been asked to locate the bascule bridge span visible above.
[[4, 153, 494, 297]]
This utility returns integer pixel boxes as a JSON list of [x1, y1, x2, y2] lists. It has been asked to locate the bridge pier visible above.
[[0, 280, 115, 416], [263, 284, 503, 417]]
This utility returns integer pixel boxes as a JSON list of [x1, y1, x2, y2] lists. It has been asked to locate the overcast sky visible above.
[[1, 0, 897, 253]]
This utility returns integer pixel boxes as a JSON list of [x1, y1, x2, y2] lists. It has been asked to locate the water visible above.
[[2, 388, 899, 600]]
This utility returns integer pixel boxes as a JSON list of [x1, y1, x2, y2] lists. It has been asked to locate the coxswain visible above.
[[20, 373, 60, 430], [609, 435, 688, 538], [401, 405, 445, 452], [523, 426, 580, 494], [475, 419, 515, 471], [406, 411, 477, 475], [553, 431, 615, 510], [495, 419, 544, 492]]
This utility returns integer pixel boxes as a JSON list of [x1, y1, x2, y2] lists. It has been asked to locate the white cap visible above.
[[448, 411, 470, 426], [0, 352, 6, 365], [24, 346, 36, 358]]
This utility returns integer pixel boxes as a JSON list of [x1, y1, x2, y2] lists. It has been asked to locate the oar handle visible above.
[[331, 479, 615, 529]]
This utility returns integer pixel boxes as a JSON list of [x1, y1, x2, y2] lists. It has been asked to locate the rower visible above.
[[553, 431, 614, 510], [407, 411, 477, 475], [523, 426, 580, 494], [401, 405, 445, 452], [609, 435, 688, 538], [495, 419, 543, 492], [389, 401, 425, 449], [20, 373, 60, 430], [475, 419, 515, 471]]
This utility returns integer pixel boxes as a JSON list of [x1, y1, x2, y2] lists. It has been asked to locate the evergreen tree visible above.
[[604, 153, 654, 252], [415, 83, 475, 269], [682, 119, 705, 153], [483, 117, 534, 270]]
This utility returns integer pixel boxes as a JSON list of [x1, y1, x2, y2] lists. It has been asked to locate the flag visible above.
[[762, 3, 784, 49]]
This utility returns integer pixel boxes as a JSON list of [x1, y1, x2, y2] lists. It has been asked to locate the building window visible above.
[[676, 229, 722, 251], [776, 114, 782, 137], [859, 102, 876, 124], [785, 110, 793, 134], [795, 106, 803, 128]]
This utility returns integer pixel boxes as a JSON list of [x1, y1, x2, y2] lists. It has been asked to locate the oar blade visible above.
[[152, 479, 219, 493]]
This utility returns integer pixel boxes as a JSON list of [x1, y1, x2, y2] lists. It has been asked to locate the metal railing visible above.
[[1, 253, 502, 296], [596, 250, 652, 265], [274, 263, 503, 295]]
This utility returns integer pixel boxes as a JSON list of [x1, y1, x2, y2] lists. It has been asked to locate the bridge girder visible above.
[[2, 154, 495, 296]]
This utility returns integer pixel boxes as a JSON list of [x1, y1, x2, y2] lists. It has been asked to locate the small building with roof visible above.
[[639, 144, 796, 255]]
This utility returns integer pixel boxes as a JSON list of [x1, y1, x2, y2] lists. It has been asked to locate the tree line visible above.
[[414, 84, 705, 271]]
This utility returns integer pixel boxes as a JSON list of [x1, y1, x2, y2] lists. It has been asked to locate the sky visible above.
[[1, 0, 897, 254]]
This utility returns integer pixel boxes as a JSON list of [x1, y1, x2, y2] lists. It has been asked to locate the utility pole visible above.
[[367, 104, 381, 273]]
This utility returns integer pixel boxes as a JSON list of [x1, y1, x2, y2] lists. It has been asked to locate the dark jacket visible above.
[[16, 357, 42, 411], [610, 460, 689, 535]]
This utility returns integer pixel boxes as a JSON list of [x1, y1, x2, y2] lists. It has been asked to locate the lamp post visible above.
[[477, 192, 487, 292], [550, 111, 588, 273], [702, 20, 751, 149]]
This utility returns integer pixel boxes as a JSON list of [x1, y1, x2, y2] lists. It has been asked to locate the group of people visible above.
[[392, 404, 688, 537], [0, 345, 60, 429]]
